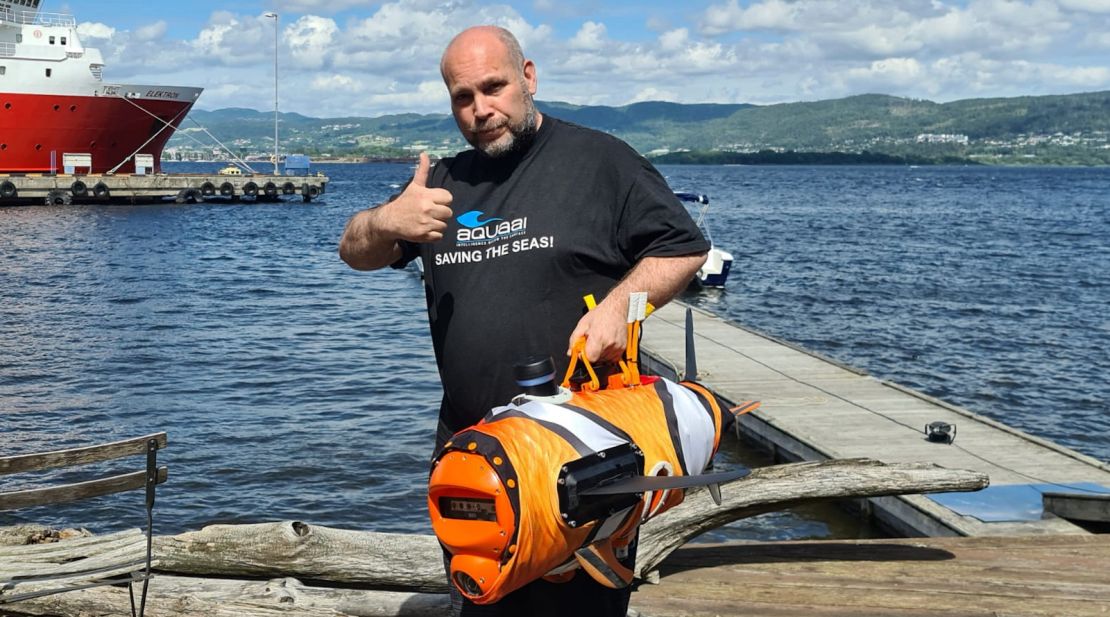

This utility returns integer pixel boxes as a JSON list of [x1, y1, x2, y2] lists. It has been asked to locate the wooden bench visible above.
[[0, 433, 167, 616]]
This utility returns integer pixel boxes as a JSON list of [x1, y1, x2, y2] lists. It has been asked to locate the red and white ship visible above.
[[0, 0, 202, 174]]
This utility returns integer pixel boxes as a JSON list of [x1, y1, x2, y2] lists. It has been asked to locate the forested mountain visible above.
[[167, 91, 1110, 165]]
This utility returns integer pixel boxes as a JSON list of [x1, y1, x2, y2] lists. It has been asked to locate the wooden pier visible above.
[[630, 534, 1110, 617], [0, 172, 328, 205], [641, 302, 1110, 537]]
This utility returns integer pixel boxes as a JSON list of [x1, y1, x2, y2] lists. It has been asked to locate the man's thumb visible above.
[[412, 152, 430, 187]]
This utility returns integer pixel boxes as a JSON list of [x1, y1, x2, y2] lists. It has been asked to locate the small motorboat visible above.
[[674, 192, 733, 287]]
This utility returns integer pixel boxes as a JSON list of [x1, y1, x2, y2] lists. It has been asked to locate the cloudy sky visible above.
[[54, 0, 1110, 118]]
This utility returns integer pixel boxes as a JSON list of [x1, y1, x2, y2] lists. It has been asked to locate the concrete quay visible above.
[[0, 172, 327, 205]]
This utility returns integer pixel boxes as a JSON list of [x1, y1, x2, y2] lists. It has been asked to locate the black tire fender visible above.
[[200, 181, 217, 196], [175, 188, 201, 204], [70, 180, 88, 197], [242, 181, 258, 197], [263, 181, 278, 197], [45, 190, 71, 206], [93, 182, 110, 199], [0, 180, 16, 199], [219, 182, 234, 196]]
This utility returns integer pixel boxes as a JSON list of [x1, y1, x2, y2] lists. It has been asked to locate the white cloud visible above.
[[134, 21, 167, 42], [286, 16, 340, 69], [191, 12, 275, 65], [658, 28, 689, 52], [1056, 0, 1110, 14], [310, 73, 360, 91], [569, 21, 607, 51], [77, 22, 116, 40], [275, 0, 388, 12], [629, 86, 680, 103], [844, 57, 926, 89], [701, 0, 799, 35]]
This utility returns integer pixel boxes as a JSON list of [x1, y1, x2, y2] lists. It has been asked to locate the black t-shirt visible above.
[[394, 116, 708, 433]]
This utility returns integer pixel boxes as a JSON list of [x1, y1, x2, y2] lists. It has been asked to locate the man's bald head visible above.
[[441, 26, 526, 82]]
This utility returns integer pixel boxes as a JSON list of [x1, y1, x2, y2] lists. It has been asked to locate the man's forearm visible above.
[[569, 252, 707, 362], [606, 253, 707, 314], [339, 206, 403, 271]]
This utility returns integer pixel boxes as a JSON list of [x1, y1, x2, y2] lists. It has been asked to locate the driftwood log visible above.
[[1, 458, 987, 617]]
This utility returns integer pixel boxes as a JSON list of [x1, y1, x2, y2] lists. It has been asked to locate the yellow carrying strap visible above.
[[562, 337, 601, 391], [621, 292, 654, 386], [563, 294, 654, 390]]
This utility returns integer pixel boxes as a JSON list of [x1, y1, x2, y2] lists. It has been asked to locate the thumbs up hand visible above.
[[385, 152, 454, 243]]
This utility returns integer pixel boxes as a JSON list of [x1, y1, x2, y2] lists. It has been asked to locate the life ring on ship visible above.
[[219, 182, 234, 196], [175, 188, 201, 204], [200, 181, 217, 197], [0, 180, 16, 199], [93, 182, 110, 199], [45, 190, 71, 206], [242, 181, 258, 197], [281, 181, 296, 195], [263, 181, 278, 197], [70, 180, 88, 198]]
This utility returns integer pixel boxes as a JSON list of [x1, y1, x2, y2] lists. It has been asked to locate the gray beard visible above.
[[473, 100, 538, 159]]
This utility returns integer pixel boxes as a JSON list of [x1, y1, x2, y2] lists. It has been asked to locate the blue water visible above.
[[1, 162, 1107, 541]]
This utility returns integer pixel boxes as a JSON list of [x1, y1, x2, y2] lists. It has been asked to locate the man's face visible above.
[[442, 39, 539, 157]]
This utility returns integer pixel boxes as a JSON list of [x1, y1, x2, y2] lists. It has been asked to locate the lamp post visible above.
[[264, 12, 279, 176]]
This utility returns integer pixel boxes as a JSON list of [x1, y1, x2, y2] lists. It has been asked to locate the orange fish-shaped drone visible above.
[[428, 297, 760, 604]]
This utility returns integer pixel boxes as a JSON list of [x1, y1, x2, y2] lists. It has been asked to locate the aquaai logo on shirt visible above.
[[456, 210, 528, 246]]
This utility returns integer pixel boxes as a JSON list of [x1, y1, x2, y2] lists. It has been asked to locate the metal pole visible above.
[[266, 13, 279, 176]]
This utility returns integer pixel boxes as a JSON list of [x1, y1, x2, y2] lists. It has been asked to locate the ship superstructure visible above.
[[0, 0, 202, 173]]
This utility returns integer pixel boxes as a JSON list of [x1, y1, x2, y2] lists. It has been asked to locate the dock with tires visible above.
[[0, 172, 328, 205]]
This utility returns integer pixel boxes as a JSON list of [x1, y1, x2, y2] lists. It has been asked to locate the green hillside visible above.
[[167, 91, 1110, 165]]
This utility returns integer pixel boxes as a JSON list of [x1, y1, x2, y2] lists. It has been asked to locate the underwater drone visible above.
[[428, 296, 760, 603]]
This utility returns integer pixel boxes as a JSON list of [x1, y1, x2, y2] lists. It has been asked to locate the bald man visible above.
[[340, 26, 708, 616]]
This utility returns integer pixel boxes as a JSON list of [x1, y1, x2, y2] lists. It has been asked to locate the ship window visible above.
[[61, 37, 67, 45], [45, 68, 52, 77], [16, 34, 22, 43], [49, 36, 55, 45], [0, 67, 5, 76]]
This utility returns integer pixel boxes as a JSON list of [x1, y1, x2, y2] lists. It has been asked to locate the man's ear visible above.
[[523, 59, 538, 95]]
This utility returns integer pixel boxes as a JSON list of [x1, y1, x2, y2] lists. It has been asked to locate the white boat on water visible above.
[[674, 192, 733, 287]]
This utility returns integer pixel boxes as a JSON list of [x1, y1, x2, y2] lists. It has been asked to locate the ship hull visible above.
[[0, 91, 198, 174]]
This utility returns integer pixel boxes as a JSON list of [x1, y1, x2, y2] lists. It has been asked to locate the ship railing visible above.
[[32, 11, 77, 27], [0, 8, 76, 27]]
